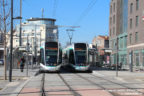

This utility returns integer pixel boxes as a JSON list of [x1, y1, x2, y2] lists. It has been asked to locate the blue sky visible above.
[[16, 0, 110, 46]]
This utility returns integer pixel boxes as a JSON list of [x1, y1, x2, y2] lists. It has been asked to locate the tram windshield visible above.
[[45, 42, 58, 48], [75, 43, 86, 50], [45, 50, 57, 63], [75, 51, 86, 64]]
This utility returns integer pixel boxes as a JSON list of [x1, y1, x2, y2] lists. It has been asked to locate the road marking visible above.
[[114, 77, 127, 83], [92, 71, 105, 76]]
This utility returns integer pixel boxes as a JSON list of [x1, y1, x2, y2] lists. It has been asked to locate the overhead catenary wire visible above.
[[52, 0, 58, 18], [66, 0, 98, 45], [73, 0, 98, 25]]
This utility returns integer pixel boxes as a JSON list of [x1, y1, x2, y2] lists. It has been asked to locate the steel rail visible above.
[[90, 73, 144, 95], [76, 73, 144, 96], [75, 73, 115, 96], [41, 73, 46, 96], [58, 73, 81, 96]]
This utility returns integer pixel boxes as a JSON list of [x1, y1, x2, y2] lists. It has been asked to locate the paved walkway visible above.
[[0, 65, 39, 96], [92, 70, 144, 83]]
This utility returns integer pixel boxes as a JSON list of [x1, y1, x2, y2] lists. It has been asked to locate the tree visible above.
[[0, 0, 11, 80]]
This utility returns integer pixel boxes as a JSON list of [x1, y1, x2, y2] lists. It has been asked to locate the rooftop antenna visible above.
[[41, 8, 44, 18]]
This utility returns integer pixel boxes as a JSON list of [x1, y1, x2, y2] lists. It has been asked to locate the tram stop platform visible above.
[[0, 65, 39, 96]]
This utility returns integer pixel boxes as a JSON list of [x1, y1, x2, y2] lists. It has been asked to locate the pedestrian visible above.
[[20, 56, 25, 72]]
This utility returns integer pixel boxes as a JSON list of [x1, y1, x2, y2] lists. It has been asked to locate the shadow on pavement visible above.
[[34, 66, 92, 76]]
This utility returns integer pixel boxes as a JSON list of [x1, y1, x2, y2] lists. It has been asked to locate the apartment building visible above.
[[7, 18, 58, 56], [109, 0, 128, 68], [109, 0, 144, 70], [127, 0, 144, 70]]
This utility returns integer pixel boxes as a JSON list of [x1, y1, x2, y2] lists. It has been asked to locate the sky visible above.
[[14, 0, 110, 46]]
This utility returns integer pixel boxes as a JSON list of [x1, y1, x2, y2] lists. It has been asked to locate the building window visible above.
[[113, 15, 115, 24], [130, 34, 132, 44], [130, 19, 132, 29], [136, 16, 139, 27], [110, 5, 112, 14], [135, 53, 139, 66], [110, 17, 112, 25], [32, 33, 34, 36], [130, 3, 133, 14], [121, 37, 123, 48], [0, 33, 3, 43], [113, 3, 115, 12], [136, 0, 139, 10], [113, 27, 115, 35], [135, 32, 138, 43], [22, 39, 26, 42], [125, 36, 127, 47], [142, 52, 144, 66]]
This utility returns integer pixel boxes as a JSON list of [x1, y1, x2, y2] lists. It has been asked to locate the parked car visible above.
[[0, 60, 4, 65]]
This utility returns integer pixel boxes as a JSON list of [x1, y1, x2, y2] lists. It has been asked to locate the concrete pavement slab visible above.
[[77, 89, 113, 96]]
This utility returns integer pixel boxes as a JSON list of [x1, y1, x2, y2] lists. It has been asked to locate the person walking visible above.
[[20, 56, 25, 72]]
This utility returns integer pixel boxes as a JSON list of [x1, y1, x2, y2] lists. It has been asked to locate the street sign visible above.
[[142, 16, 144, 21], [105, 50, 112, 53], [19, 47, 26, 51]]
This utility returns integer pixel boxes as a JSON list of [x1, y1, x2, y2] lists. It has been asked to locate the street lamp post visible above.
[[40, 30, 42, 47], [34, 25, 37, 65], [19, 0, 22, 46], [116, 37, 119, 77], [9, 0, 22, 82], [9, 0, 13, 82], [26, 34, 29, 76]]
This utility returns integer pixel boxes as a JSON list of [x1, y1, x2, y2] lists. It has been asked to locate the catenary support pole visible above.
[[9, 0, 13, 82]]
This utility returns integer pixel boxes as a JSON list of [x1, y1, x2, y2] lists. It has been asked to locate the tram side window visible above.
[[69, 50, 75, 64], [40, 49, 44, 64]]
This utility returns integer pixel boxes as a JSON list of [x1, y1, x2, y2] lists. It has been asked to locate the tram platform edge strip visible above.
[[9, 76, 34, 96]]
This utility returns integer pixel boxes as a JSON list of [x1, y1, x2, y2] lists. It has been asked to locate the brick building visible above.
[[92, 35, 110, 66], [109, 0, 128, 69], [109, 0, 144, 70], [127, 0, 144, 70]]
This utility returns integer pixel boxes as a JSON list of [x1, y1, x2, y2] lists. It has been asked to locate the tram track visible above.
[[75, 73, 115, 96], [75, 73, 144, 96], [58, 73, 81, 96], [90, 74, 144, 94]]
